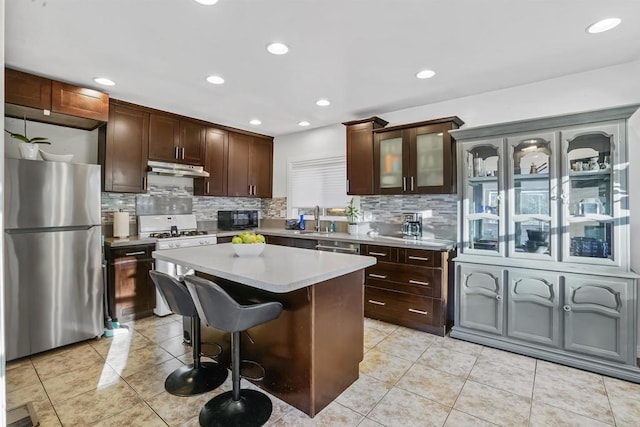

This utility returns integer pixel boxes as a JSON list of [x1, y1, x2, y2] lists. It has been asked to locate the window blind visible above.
[[289, 156, 349, 208]]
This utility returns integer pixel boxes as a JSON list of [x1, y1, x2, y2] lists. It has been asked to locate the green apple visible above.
[[231, 236, 243, 244], [241, 233, 256, 243], [256, 234, 265, 243]]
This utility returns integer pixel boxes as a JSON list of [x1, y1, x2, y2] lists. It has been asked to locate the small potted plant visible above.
[[5, 117, 50, 160], [345, 197, 360, 235]]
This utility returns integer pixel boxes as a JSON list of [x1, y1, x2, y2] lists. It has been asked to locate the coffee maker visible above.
[[402, 213, 423, 239]]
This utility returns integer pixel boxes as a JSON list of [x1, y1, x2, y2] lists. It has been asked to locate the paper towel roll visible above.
[[113, 211, 130, 238]]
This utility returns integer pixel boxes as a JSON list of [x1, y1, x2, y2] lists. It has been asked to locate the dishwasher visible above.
[[315, 239, 360, 254]]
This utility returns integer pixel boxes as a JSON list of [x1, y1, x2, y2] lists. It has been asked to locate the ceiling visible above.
[[5, 1, 640, 137]]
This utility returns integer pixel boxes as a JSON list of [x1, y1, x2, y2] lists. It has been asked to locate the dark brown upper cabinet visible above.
[[343, 117, 389, 195], [148, 113, 205, 165], [373, 117, 464, 195], [5, 68, 108, 130], [227, 131, 273, 198], [98, 100, 150, 193], [194, 127, 229, 196]]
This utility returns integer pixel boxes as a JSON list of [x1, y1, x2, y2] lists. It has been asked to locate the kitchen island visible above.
[[152, 243, 376, 417]]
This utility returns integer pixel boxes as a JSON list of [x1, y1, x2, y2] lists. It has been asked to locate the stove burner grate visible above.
[[150, 230, 208, 239]]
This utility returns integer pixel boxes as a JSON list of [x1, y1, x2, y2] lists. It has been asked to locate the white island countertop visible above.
[[152, 243, 377, 293]]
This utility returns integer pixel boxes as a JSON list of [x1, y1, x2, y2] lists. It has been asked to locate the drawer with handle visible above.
[[364, 286, 443, 331], [365, 263, 441, 298], [109, 244, 154, 260], [361, 245, 398, 262], [400, 248, 441, 267]]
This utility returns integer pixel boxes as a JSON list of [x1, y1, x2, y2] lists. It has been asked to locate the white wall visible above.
[[3, 117, 99, 164], [1, 0, 7, 423]]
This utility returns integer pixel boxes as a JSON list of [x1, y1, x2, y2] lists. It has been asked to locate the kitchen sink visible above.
[[292, 230, 319, 235]]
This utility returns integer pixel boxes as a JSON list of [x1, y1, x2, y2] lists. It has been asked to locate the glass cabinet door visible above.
[[507, 132, 557, 259], [411, 123, 454, 192], [377, 130, 404, 193], [461, 139, 504, 256], [561, 123, 621, 267]]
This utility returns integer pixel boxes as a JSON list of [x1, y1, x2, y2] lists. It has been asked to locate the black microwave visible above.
[[217, 210, 259, 230]]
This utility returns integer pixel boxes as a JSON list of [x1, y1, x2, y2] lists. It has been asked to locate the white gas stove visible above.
[[138, 214, 217, 317], [138, 214, 217, 249]]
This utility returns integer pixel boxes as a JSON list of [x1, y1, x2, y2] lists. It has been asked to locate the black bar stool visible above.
[[184, 275, 283, 427], [149, 271, 228, 396]]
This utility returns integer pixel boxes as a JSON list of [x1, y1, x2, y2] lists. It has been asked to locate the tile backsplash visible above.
[[101, 175, 458, 237], [361, 194, 457, 228]]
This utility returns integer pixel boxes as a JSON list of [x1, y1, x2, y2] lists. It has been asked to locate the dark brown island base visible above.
[[152, 243, 376, 417]]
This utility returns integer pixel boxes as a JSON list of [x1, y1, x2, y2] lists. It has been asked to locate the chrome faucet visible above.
[[314, 205, 321, 232]]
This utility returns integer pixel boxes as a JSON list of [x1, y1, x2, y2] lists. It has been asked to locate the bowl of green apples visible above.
[[231, 232, 266, 257]]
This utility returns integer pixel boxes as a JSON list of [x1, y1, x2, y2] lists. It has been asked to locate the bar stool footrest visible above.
[[201, 342, 224, 361], [240, 359, 266, 382]]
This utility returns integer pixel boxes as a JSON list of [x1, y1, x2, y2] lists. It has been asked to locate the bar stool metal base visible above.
[[164, 362, 228, 397], [198, 389, 272, 427]]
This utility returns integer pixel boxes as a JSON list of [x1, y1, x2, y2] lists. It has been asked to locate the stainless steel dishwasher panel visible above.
[[315, 240, 360, 254]]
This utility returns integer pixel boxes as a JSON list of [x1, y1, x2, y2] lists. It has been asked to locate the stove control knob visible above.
[[169, 243, 175, 248], [175, 242, 181, 248]]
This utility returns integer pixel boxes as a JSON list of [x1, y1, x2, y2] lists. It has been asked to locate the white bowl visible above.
[[40, 150, 74, 162], [232, 243, 265, 257]]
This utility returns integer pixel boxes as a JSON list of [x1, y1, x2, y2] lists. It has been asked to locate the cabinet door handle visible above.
[[563, 305, 571, 312], [409, 279, 430, 286], [346, 179, 349, 193], [125, 251, 145, 256], [496, 295, 503, 301], [408, 256, 429, 261], [368, 252, 387, 256], [408, 308, 428, 316], [174, 147, 179, 159], [181, 147, 185, 159], [142, 176, 147, 191], [369, 273, 387, 279], [368, 299, 386, 306], [403, 176, 407, 191], [206, 181, 210, 194], [248, 185, 252, 195], [253, 185, 256, 196], [410, 176, 415, 191]]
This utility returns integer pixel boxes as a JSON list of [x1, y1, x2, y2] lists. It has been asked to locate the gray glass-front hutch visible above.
[[451, 104, 640, 382]]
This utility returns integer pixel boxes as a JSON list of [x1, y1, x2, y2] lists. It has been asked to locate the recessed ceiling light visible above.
[[298, 121, 310, 127], [249, 119, 262, 126], [206, 75, 225, 85], [586, 17, 621, 33], [267, 42, 289, 55], [316, 99, 331, 107], [93, 77, 115, 86], [194, 0, 219, 5], [416, 69, 436, 79]]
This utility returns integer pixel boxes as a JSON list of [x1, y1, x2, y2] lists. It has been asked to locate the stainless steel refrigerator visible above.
[[4, 158, 103, 360]]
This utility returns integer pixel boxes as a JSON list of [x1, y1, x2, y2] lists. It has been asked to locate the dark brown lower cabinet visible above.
[[106, 244, 156, 322], [361, 244, 453, 336]]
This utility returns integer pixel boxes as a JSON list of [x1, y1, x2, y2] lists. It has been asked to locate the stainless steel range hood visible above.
[[147, 160, 210, 178]]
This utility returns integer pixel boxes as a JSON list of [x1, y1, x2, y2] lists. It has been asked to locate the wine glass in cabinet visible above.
[[507, 132, 557, 260], [461, 139, 504, 256]]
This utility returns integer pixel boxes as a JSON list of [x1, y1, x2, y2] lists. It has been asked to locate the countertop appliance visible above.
[[217, 210, 259, 230], [402, 212, 423, 239], [4, 158, 103, 361], [138, 214, 216, 342]]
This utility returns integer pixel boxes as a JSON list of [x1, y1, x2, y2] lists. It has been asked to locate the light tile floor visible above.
[[6, 315, 640, 426]]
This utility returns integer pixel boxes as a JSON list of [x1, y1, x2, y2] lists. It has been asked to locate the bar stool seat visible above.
[[184, 275, 283, 427], [149, 271, 228, 396]]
